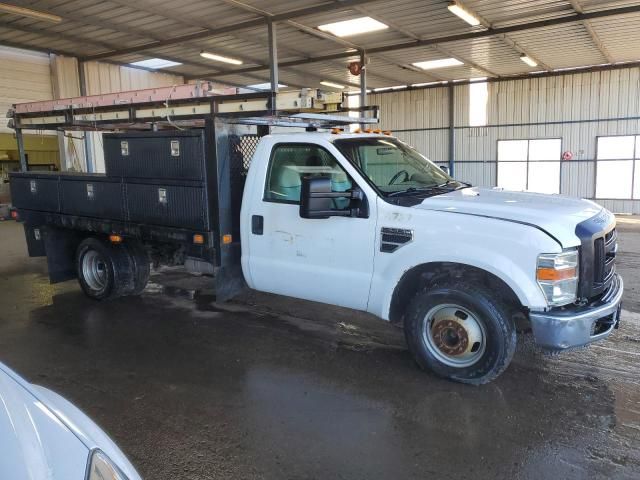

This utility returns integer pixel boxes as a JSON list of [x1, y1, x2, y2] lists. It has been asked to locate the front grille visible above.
[[575, 210, 617, 301], [594, 228, 617, 288], [583, 228, 617, 300]]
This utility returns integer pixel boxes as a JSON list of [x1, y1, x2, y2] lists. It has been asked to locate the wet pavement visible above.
[[0, 220, 639, 480]]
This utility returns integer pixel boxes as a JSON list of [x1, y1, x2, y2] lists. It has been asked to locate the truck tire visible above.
[[404, 281, 516, 385], [125, 241, 150, 296], [76, 237, 149, 300]]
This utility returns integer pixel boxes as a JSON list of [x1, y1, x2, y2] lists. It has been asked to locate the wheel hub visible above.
[[82, 250, 108, 292], [422, 304, 486, 368]]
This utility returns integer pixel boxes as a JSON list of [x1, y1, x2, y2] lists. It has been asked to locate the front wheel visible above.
[[404, 281, 516, 385]]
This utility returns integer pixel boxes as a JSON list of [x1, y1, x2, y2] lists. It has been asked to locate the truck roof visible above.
[[266, 132, 389, 142]]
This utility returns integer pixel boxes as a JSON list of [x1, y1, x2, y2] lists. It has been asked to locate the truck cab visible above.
[[241, 132, 623, 384]]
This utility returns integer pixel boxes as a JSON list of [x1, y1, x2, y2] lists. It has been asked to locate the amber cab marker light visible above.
[[193, 234, 205, 245], [536, 267, 576, 281], [222, 234, 233, 245], [109, 234, 123, 244], [383, 130, 392, 135]]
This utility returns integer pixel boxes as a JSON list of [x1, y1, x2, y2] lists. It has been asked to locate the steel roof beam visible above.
[[80, 0, 377, 61], [213, 0, 441, 86], [452, 0, 548, 71], [568, 0, 615, 63], [187, 3, 640, 80]]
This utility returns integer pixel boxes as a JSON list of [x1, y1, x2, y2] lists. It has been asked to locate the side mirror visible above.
[[440, 165, 450, 175], [299, 176, 366, 219]]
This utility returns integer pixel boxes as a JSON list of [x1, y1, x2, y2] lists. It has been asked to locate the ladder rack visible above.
[[8, 85, 378, 131]]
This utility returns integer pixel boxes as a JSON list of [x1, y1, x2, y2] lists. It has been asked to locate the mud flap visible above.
[[214, 264, 246, 302], [42, 226, 82, 283]]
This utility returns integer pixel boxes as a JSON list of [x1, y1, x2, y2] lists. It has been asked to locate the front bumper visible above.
[[529, 274, 623, 350]]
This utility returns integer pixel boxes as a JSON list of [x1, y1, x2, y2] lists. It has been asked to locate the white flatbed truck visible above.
[[8, 86, 623, 384]]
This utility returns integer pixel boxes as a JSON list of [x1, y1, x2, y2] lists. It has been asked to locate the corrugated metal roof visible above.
[[1, 0, 640, 90]]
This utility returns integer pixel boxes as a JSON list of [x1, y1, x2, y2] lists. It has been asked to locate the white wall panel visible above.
[[373, 66, 640, 213], [0, 46, 52, 132]]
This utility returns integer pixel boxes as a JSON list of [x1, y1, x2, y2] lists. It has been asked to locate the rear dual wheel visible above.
[[76, 237, 149, 300], [404, 281, 516, 385]]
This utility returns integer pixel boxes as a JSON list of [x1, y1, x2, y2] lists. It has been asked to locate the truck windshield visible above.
[[334, 137, 466, 196]]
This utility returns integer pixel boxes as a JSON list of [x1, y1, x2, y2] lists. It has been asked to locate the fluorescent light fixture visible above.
[[200, 51, 243, 65], [320, 81, 345, 89], [413, 58, 464, 70], [411, 81, 443, 87], [0, 2, 62, 22], [374, 85, 407, 92], [246, 82, 288, 90], [318, 17, 388, 37], [447, 1, 481, 26], [129, 58, 182, 69], [520, 54, 538, 67]]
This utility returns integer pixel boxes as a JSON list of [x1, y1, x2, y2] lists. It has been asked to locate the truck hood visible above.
[[415, 187, 605, 247], [0, 365, 88, 479]]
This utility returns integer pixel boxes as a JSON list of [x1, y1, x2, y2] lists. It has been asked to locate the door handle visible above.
[[252, 215, 264, 235]]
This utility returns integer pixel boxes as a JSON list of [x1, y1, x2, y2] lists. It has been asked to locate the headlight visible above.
[[537, 250, 579, 306], [86, 450, 128, 480]]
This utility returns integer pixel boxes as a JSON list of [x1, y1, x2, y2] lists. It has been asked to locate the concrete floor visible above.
[[0, 220, 639, 480]]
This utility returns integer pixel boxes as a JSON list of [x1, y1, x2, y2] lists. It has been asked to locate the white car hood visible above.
[[0, 366, 88, 479], [415, 187, 607, 247], [0, 363, 141, 480]]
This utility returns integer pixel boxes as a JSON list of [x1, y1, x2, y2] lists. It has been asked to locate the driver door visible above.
[[246, 142, 377, 310]]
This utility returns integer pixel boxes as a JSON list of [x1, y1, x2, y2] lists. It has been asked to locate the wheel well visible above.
[[388, 262, 525, 327]]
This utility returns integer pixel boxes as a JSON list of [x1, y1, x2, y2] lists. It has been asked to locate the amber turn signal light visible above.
[[109, 234, 122, 243], [193, 234, 205, 245], [222, 234, 233, 245], [536, 267, 577, 281]]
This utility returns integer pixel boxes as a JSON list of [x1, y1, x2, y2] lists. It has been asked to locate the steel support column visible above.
[[267, 18, 279, 95], [77, 61, 94, 173], [15, 128, 27, 171], [448, 83, 455, 176], [359, 51, 367, 128]]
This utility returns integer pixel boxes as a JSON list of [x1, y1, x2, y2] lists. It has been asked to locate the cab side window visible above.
[[264, 144, 352, 204]]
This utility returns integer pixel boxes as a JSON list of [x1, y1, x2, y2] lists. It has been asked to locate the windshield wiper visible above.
[[437, 180, 472, 190], [386, 185, 439, 197]]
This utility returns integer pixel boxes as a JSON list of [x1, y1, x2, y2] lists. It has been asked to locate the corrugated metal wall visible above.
[[49, 55, 184, 173], [0, 46, 52, 133], [370, 67, 640, 214]]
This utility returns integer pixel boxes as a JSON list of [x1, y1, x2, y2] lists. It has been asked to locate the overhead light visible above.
[[0, 2, 62, 22], [447, 1, 481, 26], [246, 82, 288, 90], [411, 81, 443, 87], [320, 81, 345, 89], [129, 58, 182, 69], [200, 51, 243, 65], [520, 54, 538, 67], [413, 58, 464, 70], [318, 17, 388, 37]]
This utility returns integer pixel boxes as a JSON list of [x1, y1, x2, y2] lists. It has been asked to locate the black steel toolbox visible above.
[[104, 130, 206, 181], [9, 172, 60, 212], [59, 173, 124, 220], [125, 179, 209, 230]]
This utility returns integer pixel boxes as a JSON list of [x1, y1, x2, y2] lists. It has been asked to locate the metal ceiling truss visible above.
[[183, 3, 640, 80], [568, 0, 616, 63]]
